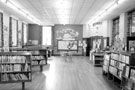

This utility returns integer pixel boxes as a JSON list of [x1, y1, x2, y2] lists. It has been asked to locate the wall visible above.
[[28, 24, 42, 45], [89, 20, 111, 37], [53, 24, 83, 55], [119, 13, 128, 42], [0, 8, 28, 50], [83, 24, 90, 38]]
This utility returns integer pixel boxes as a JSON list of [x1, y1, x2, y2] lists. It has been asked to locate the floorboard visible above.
[[0, 56, 120, 90]]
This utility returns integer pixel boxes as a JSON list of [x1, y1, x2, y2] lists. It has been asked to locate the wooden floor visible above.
[[0, 56, 120, 90]]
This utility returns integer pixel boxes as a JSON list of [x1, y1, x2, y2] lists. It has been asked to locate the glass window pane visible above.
[[42, 27, 52, 45]]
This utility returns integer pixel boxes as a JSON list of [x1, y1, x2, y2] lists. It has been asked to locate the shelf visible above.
[[94, 64, 102, 66], [95, 58, 103, 60], [32, 59, 45, 61], [109, 72, 122, 80], [32, 64, 46, 66], [122, 75, 129, 79], [0, 80, 31, 84], [0, 71, 31, 73], [109, 65, 123, 71], [1, 63, 30, 64], [0, 52, 31, 56], [111, 58, 125, 64]]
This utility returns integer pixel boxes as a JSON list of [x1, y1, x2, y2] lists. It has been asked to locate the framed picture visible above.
[[0, 12, 3, 47], [127, 36, 135, 52], [9, 17, 18, 47], [57, 40, 78, 51]]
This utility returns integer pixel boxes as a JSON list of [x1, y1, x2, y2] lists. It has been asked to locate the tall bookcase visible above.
[[0, 52, 32, 90]]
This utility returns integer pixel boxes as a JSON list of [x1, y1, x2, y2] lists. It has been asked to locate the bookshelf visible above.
[[11, 48, 48, 72], [102, 53, 110, 76], [103, 51, 135, 88], [121, 66, 135, 90], [0, 52, 32, 90], [92, 53, 104, 66]]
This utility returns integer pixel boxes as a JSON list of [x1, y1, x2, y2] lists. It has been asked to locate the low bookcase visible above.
[[103, 51, 135, 88], [11, 48, 48, 72], [0, 52, 32, 90]]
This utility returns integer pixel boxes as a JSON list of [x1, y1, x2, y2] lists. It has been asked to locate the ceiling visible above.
[[0, 0, 135, 25]]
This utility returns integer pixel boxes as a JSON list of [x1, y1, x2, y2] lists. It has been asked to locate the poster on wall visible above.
[[56, 28, 79, 40], [11, 17, 18, 47], [58, 40, 78, 51], [0, 13, 2, 47]]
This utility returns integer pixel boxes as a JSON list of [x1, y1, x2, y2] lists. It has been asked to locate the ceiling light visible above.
[[0, 0, 8, 3], [117, 0, 128, 4], [0, 0, 41, 24], [88, 0, 128, 24]]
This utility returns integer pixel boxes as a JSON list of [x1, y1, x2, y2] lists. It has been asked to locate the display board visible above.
[[58, 40, 78, 51]]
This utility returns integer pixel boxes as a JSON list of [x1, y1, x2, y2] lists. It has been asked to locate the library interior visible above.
[[0, 0, 135, 90]]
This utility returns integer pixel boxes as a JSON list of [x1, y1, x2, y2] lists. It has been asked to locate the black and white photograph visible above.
[[0, 0, 135, 90]]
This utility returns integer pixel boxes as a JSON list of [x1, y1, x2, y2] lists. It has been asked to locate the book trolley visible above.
[[92, 52, 104, 66], [102, 51, 135, 89], [0, 52, 32, 90]]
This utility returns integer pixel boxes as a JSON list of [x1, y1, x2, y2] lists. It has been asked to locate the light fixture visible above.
[[0, 0, 41, 24], [0, 0, 8, 3], [88, 0, 128, 24], [117, 0, 128, 4]]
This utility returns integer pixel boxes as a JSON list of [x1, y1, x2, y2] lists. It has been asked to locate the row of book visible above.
[[30, 51, 40, 54], [31, 56, 44, 60], [109, 66, 117, 75], [103, 65, 108, 72], [1, 73, 31, 81], [104, 54, 110, 61], [0, 56, 27, 63], [103, 54, 110, 73], [103, 60, 109, 66], [111, 53, 130, 64], [119, 54, 129, 64], [110, 59, 126, 71], [32, 60, 46, 65], [130, 68, 135, 81], [123, 66, 130, 78], [111, 53, 119, 60], [109, 66, 122, 78], [1, 64, 31, 72]]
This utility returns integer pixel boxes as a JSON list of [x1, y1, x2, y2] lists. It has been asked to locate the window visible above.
[[10, 17, 18, 47], [23, 23, 28, 45], [0, 13, 3, 47], [42, 26, 52, 45]]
